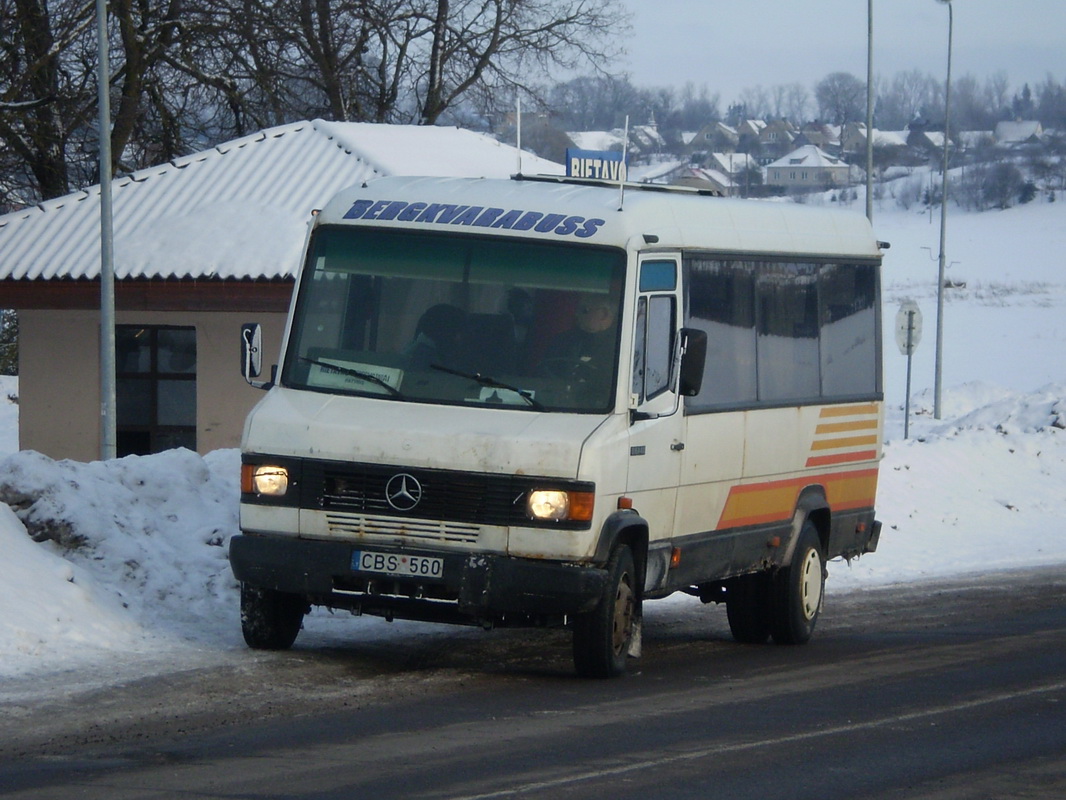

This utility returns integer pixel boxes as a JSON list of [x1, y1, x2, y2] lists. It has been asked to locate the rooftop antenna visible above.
[[618, 115, 630, 211], [515, 96, 523, 176]]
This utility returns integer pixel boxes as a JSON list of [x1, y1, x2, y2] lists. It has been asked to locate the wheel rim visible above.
[[611, 573, 635, 656], [799, 547, 823, 621]]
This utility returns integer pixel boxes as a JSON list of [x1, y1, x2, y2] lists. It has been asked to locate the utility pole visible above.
[[934, 0, 953, 419], [96, 0, 116, 459]]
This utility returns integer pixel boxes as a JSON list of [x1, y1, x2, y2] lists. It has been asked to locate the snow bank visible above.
[[0, 448, 242, 678], [830, 383, 1066, 591]]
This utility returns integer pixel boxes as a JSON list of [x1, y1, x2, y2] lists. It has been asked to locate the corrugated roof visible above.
[[0, 120, 562, 282]]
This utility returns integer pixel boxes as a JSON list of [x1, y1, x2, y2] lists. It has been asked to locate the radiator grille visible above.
[[325, 512, 481, 544]]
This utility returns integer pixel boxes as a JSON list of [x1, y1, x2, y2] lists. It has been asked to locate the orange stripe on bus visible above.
[[717, 469, 879, 530]]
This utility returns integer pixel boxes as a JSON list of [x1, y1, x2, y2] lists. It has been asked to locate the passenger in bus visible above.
[[405, 304, 466, 370]]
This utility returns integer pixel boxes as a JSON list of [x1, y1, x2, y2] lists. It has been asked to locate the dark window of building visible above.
[[116, 326, 196, 456]]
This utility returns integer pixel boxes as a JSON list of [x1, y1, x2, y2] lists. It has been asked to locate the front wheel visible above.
[[240, 583, 306, 650], [769, 521, 825, 645], [573, 544, 639, 678]]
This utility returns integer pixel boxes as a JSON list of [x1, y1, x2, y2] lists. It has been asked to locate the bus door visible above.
[[625, 255, 685, 543]]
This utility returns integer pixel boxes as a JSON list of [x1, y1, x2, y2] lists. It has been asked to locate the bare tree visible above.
[[414, 0, 626, 125], [0, 0, 95, 200], [737, 85, 771, 120], [875, 69, 938, 130], [815, 71, 865, 126]]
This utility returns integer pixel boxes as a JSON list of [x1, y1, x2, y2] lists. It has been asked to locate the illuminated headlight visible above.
[[243, 464, 289, 496], [526, 490, 594, 522]]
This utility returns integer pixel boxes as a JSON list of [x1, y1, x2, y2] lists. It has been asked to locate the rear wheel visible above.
[[770, 521, 825, 645], [240, 583, 306, 650], [726, 573, 771, 644], [573, 544, 639, 678]]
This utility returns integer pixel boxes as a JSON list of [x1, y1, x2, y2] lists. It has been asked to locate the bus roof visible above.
[[318, 175, 884, 260]]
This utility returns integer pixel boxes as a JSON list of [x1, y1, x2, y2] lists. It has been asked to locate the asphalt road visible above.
[[2, 567, 1065, 799]]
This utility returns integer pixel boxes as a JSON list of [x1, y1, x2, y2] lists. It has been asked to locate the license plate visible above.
[[352, 550, 444, 579]]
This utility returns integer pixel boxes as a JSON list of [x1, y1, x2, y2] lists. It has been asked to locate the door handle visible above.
[[670, 442, 685, 451]]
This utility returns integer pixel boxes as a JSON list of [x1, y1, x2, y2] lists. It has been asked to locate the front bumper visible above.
[[229, 533, 608, 626]]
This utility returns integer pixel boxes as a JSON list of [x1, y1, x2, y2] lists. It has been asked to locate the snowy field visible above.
[[1, 175, 1064, 692]]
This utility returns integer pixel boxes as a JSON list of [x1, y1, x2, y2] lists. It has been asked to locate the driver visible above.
[[545, 293, 618, 374]]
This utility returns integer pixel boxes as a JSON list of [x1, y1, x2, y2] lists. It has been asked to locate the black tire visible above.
[[726, 573, 772, 644], [769, 521, 825, 645], [573, 544, 639, 678], [240, 582, 306, 650]]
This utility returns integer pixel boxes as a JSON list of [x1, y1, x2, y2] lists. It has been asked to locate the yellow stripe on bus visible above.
[[819, 403, 879, 418], [810, 434, 880, 451], [815, 419, 879, 434]]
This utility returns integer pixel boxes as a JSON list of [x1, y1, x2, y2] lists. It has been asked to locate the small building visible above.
[[994, 120, 1045, 147], [0, 120, 561, 461], [765, 145, 858, 190], [684, 122, 740, 156]]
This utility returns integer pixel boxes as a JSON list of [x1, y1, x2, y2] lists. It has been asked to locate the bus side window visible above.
[[645, 296, 676, 399], [633, 294, 676, 404]]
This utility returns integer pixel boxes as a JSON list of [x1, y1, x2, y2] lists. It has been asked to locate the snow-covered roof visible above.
[[995, 120, 1043, 144], [567, 131, 624, 151], [628, 160, 686, 183], [874, 130, 909, 147], [567, 125, 664, 155], [0, 120, 562, 282], [680, 167, 734, 189], [767, 145, 847, 170], [709, 153, 755, 173]]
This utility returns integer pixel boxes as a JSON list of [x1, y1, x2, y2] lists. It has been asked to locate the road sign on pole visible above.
[[895, 300, 923, 356], [896, 300, 923, 439]]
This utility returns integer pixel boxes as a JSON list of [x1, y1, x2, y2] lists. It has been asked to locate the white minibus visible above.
[[232, 175, 884, 677]]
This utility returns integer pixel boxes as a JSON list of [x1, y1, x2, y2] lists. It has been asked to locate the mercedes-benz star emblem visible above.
[[385, 473, 422, 511]]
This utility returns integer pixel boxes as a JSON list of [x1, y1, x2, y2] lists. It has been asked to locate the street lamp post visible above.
[[866, 0, 874, 222], [933, 0, 953, 420]]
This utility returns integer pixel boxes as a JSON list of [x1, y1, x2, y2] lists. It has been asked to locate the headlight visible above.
[[242, 464, 289, 496], [527, 490, 594, 522]]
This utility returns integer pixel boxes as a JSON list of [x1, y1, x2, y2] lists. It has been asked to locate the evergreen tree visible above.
[[0, 311, 17, 375]]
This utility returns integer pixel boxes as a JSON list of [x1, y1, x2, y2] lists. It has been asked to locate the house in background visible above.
[[0, 120, 561, 461], [765, 145, 859, 191]]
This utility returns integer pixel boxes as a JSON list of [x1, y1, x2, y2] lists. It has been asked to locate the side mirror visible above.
[[678, 328, 706, 397], [241, 323, 271, 389]]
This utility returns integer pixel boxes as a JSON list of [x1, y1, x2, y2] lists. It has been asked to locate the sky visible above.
[[619, 0, 1066, 104]]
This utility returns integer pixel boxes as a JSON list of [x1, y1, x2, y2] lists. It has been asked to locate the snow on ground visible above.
[[1, 182, 1064, 689]]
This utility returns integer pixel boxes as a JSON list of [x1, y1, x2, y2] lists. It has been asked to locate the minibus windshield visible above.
[[283, 227, 627, 413]]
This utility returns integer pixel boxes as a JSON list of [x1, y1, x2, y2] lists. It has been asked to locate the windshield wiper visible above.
[[429, 364, 545, 411], [299, 357, 405, 399]]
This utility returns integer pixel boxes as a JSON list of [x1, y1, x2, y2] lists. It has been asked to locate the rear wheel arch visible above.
[[784, 486, 831, 561]]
